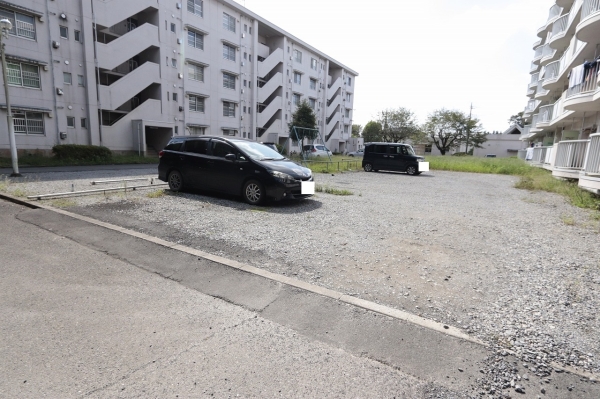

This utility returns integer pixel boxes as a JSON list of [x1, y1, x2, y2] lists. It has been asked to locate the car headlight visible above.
[[270, 171, 296, 184], [417, 157, 425, 162]]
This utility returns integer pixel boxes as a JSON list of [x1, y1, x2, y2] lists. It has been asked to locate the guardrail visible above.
[[583, 133, 600, 174], [554, 140, 590, 170]]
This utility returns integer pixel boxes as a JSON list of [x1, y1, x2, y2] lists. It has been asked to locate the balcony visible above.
[[540, 43, 558, 65], [553, 139, 590, 179], [565, 60, 600, 110], [533, 46, 544, 62], [537, 4, 563, 38], [530, 146, 554, 169], [536, 104, 554, 127], [579, 133, 600, 193], [524, 99, 541, 116], [548, 12, 574, 49], [577, 0, 600, 43], [534, 79, 550, 99], [529, 73, 540, 88]]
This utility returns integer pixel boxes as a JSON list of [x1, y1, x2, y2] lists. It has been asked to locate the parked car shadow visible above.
[[374, 171, 435, 177], [167, 188, 323, 213]]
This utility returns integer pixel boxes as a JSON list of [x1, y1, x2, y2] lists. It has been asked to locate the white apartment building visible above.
[[0, 0, 358, 157], [522, 0, 600, 194]]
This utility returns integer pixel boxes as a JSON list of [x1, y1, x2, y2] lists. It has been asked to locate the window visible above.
[[243, 79, 247, 87], [189, 126, 206, 135], [166, 57, 169, 66], [293, 72, 301, 85], [188, 63, 204, 81], [81, 118, 87, 128], [221, 130, 237, 137], [213, 141, 235, 158], [244, 52, 247, 60], [311, 58, 317, 70], [309, 98, 316, 109], [344, 125, 349, 134], [346, 93, 351, 102], [174, 126, 179, 134], [186, 139, 209, 154], [310, 78, 317, 90], [171, 58, 177, 67], [63, 72, 72, 84], [167, 91, 170, 100], [223, 13, 235, 32], [59, 26, 68, 39], [66, 116, 75, 128], [249, 54, 252, 62], [347, 77, 352, 86], [0, 8, 36, 39], [244, 24, 247, 32], [7, 62, 40, 88], [173, 92, 178, 102], [189, 95, 205, 112], [249, 27, 252, 35], [77, 74, 84, 86], [293, 49, 302, 63], [223, 101, 236, 117], [171, 23, 176, 33], [223, 72, 236, 89], [188, 30, 203, 49], [223, 43, 235, 61], [292, 93, 301, 106], [74, 30, 81, 42], [13, 111, 43, 135], [187, 0, 203, 17], [345, 108, 350, 118]]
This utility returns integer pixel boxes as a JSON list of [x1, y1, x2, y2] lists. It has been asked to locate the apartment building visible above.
[[522, 0, 600, 194], [0, 0, 358, 157]]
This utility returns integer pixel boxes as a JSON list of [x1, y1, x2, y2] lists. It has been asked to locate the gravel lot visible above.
[[3, 167, 600, 384]]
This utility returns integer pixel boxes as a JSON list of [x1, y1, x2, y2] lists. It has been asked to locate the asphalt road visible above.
[[1, 189, 599, 398]]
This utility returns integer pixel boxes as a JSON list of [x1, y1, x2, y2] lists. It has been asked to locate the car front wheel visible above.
[[168, 170, 184, 192], [243, 180, 265, 205], [363, 163, 373, 172], [406, 165, 418, 176]]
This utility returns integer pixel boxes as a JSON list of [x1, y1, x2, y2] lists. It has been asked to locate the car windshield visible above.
[[405, 146, 416, 155], [234, 141, 286, 161]]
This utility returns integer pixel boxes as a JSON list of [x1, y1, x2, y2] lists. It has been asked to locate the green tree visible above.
[[289, 100, 318, 148], [508, 112, 524, 128], [361, 121, 383, 143], [377, 107, 420, 143], [351, 124, 362, 138], [424, 109, 483, 155]]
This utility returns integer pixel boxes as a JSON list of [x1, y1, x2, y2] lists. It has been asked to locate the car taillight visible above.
[[158, 150, 164, 158], [311, 148, 316, 152]]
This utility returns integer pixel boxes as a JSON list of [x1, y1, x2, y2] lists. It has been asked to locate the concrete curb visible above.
[[3, 191, 598, 381]]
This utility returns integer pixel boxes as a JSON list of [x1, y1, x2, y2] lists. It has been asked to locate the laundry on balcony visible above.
[[568, 64, 585, 88]]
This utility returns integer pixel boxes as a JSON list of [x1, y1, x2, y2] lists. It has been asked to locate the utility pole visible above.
[[0, 19, 20, 177], [466, 103, 473, 155]]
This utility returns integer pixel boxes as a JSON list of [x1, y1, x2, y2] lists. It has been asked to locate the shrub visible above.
[[52, 145, 112, 161]]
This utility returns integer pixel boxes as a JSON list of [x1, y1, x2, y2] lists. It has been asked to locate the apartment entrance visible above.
[[132, 120, 174, 157]]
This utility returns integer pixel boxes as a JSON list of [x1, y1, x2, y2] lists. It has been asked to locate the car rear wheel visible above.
[[168, 170, 184, 192], [363, 163, 373, 172], [243, 180, 265, 205], [406, 165, 418, 176]]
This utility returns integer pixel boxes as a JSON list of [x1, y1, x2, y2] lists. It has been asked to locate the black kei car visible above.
[[362, 142, 429, 175], [158, 136, 314, 205]]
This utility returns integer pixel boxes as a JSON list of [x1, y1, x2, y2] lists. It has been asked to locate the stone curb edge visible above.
[[2, 192, 598, 381]]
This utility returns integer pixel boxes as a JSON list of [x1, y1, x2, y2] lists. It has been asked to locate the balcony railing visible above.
[[549, 13, 569, 39], [542, 43, 556, 59], [538, 104, 554, 123], [582, 0, 600, 20], [534, 47, 544, 59], [548, 4, 563, 21], [554, 140, 590, 170], [530, 62, 539, 72], [531, 113, 540, 128], [525, 99, 540, 112], [567, 61, 600, 97], [529, 73, 540, 87], [536, 80, 549, 97], [583, 133, 600, 174], [531, 146, 553, 165]]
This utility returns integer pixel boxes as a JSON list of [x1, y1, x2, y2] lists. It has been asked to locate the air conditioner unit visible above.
[[52, 41, 60, 49], [242, 33, 245, 38], [59, 13, 67, 20], [177, 38, 182, 44], [56, 88, 63, 95], [179, 106, 183, 112], [178, 73, 183, 79], [241, 61, 245, 66], [176, 2, 181, 9], [241, 89, 244, 93]]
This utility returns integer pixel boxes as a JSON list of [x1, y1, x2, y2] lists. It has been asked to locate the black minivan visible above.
[[158, 136, 314, 205], [362, 143, 429, 175]]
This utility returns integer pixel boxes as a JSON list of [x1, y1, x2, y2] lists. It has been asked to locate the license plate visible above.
[[301, 181, 315, 195], [418, 162, 429, 172]]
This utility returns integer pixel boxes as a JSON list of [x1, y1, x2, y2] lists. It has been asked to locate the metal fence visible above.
[[554, 140, 590, 170], [583, 133, 600, 175]]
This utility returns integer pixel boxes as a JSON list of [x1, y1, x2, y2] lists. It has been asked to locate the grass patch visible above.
[[50, 198, 77, 208], [561, 214, 576, 226], [10, 188, 28, 197], [315, 184, 353, 196], [0, 154, 158, 168], [288, 155, 362, 173], [428, 156, 600, 211], [146, 189, 166, 198]]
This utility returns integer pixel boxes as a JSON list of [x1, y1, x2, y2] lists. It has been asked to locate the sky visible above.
[[234, 0, 552, 133]]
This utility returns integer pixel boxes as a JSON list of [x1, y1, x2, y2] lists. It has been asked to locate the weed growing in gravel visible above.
[[428, 156, 531, 175], [10, 188, 27, 197], [561, 214, 576, 226], [50, 199, 77, 208], [315, 185, 353, 196], [0, 177, 9, 192], [146, 189, 165, 198]]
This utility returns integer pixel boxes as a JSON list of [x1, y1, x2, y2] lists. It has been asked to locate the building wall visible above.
[[473, 134, 526, 158], [0, 0, 357, 156]]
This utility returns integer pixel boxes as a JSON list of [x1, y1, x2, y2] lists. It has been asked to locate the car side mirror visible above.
[[225, 154, 236, 161]]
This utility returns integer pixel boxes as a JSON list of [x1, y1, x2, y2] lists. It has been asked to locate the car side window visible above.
[[165, 141, 183, 151], [399, 146, 409, 155], [184, 139, 208, 154], [212, 141, 235, 158], [374, 145, 387, 154]]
